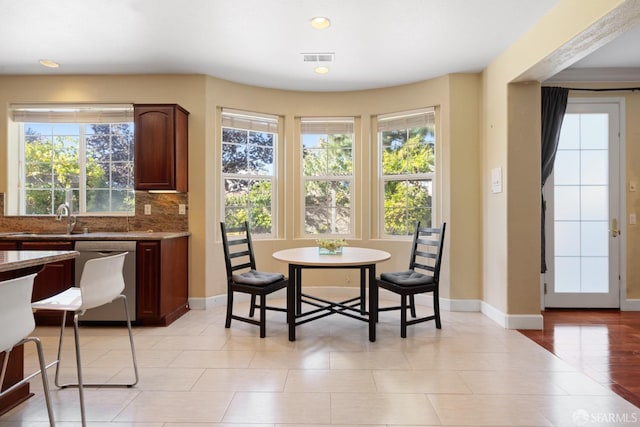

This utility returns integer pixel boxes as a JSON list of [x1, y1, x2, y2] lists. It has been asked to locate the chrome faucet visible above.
[[56, 202, 77, 234]]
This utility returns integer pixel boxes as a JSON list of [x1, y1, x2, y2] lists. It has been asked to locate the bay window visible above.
[[378, 108, 436, 236], [221, 109, 279, 235], [301, 117, 354, 235]]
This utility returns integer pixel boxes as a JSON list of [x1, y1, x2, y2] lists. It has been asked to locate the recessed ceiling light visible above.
[[310, 16, 331, 30], [314, 66, 329, 74], [39, 59, 60, 68]]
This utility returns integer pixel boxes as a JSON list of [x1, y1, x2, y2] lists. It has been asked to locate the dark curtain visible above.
[[540, 86, 569, 273]]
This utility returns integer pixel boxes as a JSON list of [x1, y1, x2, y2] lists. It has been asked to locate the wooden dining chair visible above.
[[377, 222, 446, 337], [220, 221, 288, 338]]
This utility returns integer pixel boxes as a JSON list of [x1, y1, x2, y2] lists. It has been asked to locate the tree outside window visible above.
[[379, 109, 436, 236], [301, 118, 354, 235], [11, 105, 135, 216], [24, 123, 134, 215], [221, 110, 278, 235]]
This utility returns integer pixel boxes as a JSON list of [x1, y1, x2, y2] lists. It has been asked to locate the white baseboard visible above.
[[188, 287, 543, 330], [621, 299, 640, 311], [188, 295, 225, 310], [189, 288, 285, 310], [481, 301, 543, 329], [444, 297, 482, 312]]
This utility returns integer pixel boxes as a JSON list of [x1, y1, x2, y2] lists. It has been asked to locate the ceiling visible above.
[[1, 0, 638, 92]]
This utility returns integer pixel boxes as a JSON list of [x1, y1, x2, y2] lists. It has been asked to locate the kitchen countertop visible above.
[[0, 231, 190, 241], [0, 250, 79, 272]]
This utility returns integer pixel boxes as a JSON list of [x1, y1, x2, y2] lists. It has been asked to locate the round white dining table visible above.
[[272, 246, 390, 342]]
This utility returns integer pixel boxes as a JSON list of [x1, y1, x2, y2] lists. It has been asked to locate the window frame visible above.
[[220, 108, 280, 238], [300, 117, 355, 238], [9, 104, 135, 216], [377, 107, 436, 238]]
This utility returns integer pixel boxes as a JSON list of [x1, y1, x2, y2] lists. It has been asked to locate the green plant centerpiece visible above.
[[316, 238, 348, 255]]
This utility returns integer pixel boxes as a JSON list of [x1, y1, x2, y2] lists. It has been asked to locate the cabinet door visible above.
[[137, 241, 161, 320], [0, 241, 18, 250], [136, 238, 189, 326], [0, 345, 29, 416], [134, 104, 189, 191], [159, 236, 189, 324]]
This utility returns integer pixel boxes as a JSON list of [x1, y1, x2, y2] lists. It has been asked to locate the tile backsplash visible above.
[[0, 192, 188, 233]]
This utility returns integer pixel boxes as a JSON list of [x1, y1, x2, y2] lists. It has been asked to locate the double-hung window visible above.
[[9, 104, 135, 216], [221, 109, 279, 235], [378, 108, 436, 236], [301, 117, 354, 235]]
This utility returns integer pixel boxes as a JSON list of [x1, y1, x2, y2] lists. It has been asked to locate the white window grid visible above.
[[18, 122, 134, 216], [300, 117, 355, 237], [377, 108, 436, 237], [221, 109, 279, 237]]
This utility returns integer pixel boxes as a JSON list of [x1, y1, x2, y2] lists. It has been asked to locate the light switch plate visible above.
[[631, 213, 637, 225], [491, 167, 502, 193], [179, 204, 186, 215], [144, 204, 151, 215]]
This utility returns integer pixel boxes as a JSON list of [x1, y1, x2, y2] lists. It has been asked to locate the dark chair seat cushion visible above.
[[233, 269, 285, 286], [380, 270, 434, 286]]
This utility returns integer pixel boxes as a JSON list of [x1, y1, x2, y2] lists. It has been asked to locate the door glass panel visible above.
[[555, 257, 580, 292], [554, 113, 610, 294], [555, 221, 580, 256], [581, 151, 607, 185], [554, 186, 580, 220], [581, 222, 608, 257], [581, 186, 608, 220], [554, 151, 580, 185], [558, 114, 580, 149], [581, 257, 608, 292], [580, 114, 608, 149]]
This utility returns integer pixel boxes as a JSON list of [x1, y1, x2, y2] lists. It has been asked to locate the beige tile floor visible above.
[[2, 291, 640, 426]]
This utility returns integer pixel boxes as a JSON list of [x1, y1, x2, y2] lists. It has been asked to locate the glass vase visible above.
[[318, 246, 343, 255]]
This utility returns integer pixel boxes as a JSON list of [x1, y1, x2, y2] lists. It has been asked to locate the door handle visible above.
[[612, 218, 619, 237]]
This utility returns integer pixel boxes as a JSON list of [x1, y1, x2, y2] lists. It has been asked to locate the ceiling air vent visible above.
[[302, 52, 335, 63]]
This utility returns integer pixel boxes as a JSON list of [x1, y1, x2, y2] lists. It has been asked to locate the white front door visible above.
[[544, 99, 622, 308]]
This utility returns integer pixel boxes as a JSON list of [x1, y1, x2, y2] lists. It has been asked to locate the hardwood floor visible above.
[[520, 309, 640, 408]]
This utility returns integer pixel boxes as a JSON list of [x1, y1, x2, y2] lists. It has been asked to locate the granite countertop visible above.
[[0, 250, 79, 272], [0, 231, 190, 241]]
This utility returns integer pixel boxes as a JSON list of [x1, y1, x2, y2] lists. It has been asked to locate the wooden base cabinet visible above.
[[0, 242, 18, 251], [137, 237, 189, 326], [0, 347, 30, 416]]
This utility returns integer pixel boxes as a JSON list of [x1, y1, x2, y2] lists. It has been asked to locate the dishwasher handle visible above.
[[74, 241, 137, 252]]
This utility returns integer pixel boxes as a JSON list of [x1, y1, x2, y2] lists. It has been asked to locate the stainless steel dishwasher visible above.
[[74, 241, 137, 322]]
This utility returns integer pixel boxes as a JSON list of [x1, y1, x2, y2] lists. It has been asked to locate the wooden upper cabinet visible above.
[[134, 104, 189, 192]]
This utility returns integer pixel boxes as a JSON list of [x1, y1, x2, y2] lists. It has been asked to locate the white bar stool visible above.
[[32, 252, 139, 426], [1, 273, 55, 426]]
